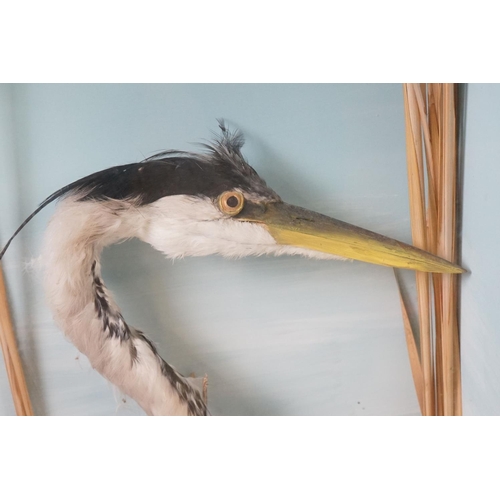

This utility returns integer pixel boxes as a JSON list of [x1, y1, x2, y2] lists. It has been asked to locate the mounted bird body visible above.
[[0, 122, 464, 416]]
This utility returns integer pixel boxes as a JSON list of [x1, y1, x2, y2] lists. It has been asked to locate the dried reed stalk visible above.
[[0, 263, 33, 415], [438, 84, 461, 416], [403, 84, 434, 415], [401, 83, 462, 416], [394, 270, 424, 414]]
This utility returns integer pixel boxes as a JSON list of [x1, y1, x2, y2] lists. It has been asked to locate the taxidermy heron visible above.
[[0, 122, 463, 416]]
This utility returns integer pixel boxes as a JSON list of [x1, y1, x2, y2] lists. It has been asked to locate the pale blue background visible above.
[[461, 84, 500, 415], [0, 83, 484, 416]]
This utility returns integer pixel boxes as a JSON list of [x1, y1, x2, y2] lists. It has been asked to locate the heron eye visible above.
[[218, 191, 245, 216], [227, 196, 239, 208]]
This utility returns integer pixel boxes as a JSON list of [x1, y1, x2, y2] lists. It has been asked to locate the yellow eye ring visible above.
[[218, 191, 245, 216]]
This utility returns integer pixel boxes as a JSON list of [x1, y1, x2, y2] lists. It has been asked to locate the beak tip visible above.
[[430, 263, 467, 274]]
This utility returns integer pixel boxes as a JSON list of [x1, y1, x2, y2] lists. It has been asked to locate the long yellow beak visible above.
[[237, 201, 464, 273]]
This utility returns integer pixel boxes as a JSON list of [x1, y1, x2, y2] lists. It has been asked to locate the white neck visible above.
[[42, 196, 206, 415]]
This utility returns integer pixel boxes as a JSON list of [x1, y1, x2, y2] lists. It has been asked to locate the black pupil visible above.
[[226, 195, 239, 208]]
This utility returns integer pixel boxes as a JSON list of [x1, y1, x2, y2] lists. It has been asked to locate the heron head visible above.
[[125, 122, 462, 273]]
